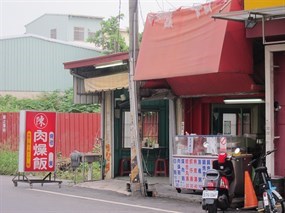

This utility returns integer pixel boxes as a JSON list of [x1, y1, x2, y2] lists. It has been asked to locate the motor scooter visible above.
[[202, 152, 235, 213]]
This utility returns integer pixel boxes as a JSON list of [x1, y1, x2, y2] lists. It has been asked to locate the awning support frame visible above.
[[262, 16, 285, 45], [212, 6, 285, 44]]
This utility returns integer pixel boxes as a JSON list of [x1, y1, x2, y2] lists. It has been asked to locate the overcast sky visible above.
[[0, 0, 207, 37]]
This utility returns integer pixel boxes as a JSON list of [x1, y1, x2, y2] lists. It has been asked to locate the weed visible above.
[[0, 145, 102, 183], [0, 145, 18, 175]]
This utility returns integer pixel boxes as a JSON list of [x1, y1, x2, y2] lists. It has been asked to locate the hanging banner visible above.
[[19, 111, 56, 172]]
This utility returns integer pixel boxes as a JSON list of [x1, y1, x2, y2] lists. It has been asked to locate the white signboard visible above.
[[223, 113, 236, 135]]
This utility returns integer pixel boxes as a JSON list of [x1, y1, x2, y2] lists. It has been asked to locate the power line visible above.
[[164, 0, 176, 9], [138, 0, 145, 32], [155, 0, 163, 11], [116, 0, 121, 52]]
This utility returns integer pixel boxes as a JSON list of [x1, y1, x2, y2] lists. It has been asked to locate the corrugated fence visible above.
[[0, 112, 101, 157]]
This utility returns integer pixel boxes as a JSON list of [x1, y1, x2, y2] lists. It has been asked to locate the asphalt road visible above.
[[1, 175, 204, 213], [1, 175, 259, 213]]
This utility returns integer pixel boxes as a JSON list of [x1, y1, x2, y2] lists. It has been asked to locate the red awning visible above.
[[167, 73, 262, 96], [63, 52, 129, 92], [135, 0, 262, 96], [64, 52, 129, 69]]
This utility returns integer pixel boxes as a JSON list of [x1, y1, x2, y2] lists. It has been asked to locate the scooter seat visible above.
[[255, 166, 267, 173]]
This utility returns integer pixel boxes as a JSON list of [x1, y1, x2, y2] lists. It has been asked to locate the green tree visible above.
[[87, 14, 128, 53], [0, 89, 100, 113]]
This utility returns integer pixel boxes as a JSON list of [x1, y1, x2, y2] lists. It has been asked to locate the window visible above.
[[50, 29, 57, 39], [88, 30, 95, 39], [212, 105, 252, 136], [241, 113, 251, 134], [223, 113, 237, 135], [122, 111, 159, 148], [123, 111, 132, 148], [142, 111, 159, 147], [74, 27, 84, 41]]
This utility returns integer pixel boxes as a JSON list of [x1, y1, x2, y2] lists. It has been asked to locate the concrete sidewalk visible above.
[[76, 176, 202, 203]]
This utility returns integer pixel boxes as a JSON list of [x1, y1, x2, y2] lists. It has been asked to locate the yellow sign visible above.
[[244, 0, 285, 10], [25, 131, 32, 168]]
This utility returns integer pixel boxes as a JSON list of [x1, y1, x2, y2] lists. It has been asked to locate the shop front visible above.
[[64, 52, 172, 180], [63, 0, 285, 185], [211, 1, 285, 176], [172, 134, 252, 198], [134, 0, 267, 185], [176, 97, 266, 194], [113, 89, 169, 177]]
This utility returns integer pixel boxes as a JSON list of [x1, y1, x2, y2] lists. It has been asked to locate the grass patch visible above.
[[0, 144, 18, 175], [55, 159, 103, 183], [0, 145, 102, 183]]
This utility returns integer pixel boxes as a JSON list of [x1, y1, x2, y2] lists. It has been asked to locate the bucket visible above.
[[271, 176, 284, 197], [146, 183, 157, 197]]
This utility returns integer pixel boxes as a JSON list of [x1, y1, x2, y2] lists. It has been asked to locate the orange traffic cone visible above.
[[244, 170, 258, 209]]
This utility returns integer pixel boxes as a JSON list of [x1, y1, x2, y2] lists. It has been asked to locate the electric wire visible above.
[[138, 0, 145, 32], [164, 0, 176, 9], [161, 0, 164, 10], [155, 0, 163, 11], [116, 0, 122, 53]]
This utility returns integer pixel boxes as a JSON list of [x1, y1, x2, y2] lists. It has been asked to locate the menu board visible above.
[[173, 157, 215, 190]]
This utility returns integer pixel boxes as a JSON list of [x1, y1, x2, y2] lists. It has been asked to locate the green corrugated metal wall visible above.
[[0, 36, 101, 92]]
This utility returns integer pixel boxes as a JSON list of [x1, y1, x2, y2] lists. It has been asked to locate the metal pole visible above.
[[128, 0, 145, 196], [265, 45, 275, 176], [264, 44, 285, 176], [101, 93, 105, 180]]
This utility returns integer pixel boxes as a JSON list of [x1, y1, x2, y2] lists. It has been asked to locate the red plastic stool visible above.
[[119, 158, 131, 176], [154, 158, 168, 176]]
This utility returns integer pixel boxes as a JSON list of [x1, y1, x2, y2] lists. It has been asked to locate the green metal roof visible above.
[[0, 34, 102, 92]]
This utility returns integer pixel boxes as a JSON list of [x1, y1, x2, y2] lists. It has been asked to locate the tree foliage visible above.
[[0, 89, 100, 113], [87, 14, 128, 53]]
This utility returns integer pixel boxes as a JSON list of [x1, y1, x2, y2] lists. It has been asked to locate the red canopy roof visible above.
[[135, 0, 262, 96], [64, 52, 129, 69]]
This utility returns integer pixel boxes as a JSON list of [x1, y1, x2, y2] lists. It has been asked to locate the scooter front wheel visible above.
[[262, 191, 285, 213], [272, 192, 285, 213], [207, 203, 217, 213], [264, 206, 270, 213]]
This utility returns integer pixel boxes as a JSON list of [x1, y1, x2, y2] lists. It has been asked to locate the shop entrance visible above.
[[212, 104, 265, 136], [113, 94, 169, 177], [211, 104, 265, 160]]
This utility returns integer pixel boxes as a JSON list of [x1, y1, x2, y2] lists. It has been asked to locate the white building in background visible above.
[[25, 14, 103, 44], [0, 13, 130, 99], [25, 13, 129, 48]]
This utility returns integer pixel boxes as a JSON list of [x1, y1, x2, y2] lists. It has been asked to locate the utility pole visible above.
[[128, 0, 145, 196]]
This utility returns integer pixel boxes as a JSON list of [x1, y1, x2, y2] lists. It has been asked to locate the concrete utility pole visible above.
[[128, 0, 145, 196]]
